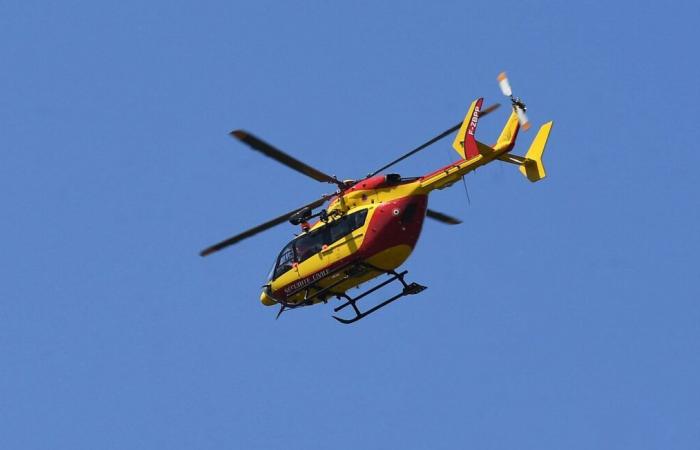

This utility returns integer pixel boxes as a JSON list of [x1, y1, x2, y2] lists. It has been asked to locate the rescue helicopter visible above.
[[201, 73, 554, 324]]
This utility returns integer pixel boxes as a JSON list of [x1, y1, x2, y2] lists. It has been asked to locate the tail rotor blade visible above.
[[498, 72, 512, 97], [498, 71, 532, 131], [516, 107, 530, 130]]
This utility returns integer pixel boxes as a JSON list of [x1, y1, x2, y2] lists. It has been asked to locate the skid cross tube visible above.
[[333, 270, 407, 313], [332, 268, 426, 324]]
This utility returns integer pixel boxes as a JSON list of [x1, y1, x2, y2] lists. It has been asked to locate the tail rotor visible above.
[[498, 72, 531, 131]]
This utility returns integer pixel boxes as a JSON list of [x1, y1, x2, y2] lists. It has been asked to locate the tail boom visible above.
[[419, 96, 553, 192]]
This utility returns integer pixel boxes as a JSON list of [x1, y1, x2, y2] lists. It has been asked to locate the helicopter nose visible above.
[[260, 290, 276, 306]]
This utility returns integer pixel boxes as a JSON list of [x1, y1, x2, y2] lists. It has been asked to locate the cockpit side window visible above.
[[295, 227, 329, 263], [329, 208, 368, 243], [273, 241, 295, 279], [294, 208, 369, 264]]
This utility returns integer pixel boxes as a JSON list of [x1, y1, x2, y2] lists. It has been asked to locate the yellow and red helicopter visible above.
[[201, 73, 553, 323]]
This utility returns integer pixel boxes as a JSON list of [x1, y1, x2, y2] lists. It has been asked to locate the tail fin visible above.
[[493, 111, 520, 152], [451, 98, 483, 160], [519, 121, 553, 182]]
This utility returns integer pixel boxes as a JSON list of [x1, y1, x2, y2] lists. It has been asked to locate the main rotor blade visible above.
[[231, 130, 343, 187], [426, 209, 462, 225], [366, 103, 500, 178], [200, 196, 329, 257]]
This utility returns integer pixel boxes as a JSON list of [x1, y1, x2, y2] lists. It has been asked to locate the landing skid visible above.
[[332, 266, 426, 324], [266, 262, 426, 324]]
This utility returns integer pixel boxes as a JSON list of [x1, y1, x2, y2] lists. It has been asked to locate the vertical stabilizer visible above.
[[519, 121, 553, 182], [493, 111, 520, 152], [451, 98, 483, 160]]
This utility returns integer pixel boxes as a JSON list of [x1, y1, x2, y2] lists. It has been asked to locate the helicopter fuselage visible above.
[[261, 107, 541, 309], [261, 174, 433, 307]]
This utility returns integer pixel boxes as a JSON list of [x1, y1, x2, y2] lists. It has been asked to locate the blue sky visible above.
[[2, 1, 700, 449]]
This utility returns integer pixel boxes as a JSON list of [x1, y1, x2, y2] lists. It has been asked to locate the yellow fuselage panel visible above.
[[325, 181, 422, 218]]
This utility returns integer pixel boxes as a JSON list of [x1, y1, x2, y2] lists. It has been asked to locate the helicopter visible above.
[[201, 72, 554, 324]]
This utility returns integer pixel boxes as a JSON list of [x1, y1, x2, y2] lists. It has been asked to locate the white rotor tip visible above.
[[498, 72, 512, 97]]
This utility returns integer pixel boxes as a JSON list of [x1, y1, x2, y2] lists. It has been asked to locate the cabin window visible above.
[[328, 208, 368, 243], [294, 209, 368, 264], [270, 209, 369, 280], [295, 226, 330, 263]]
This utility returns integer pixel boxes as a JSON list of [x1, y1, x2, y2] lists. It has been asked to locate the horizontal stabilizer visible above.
[[496, 121, 553, 182]]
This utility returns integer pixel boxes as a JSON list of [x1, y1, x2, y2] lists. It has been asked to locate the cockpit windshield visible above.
[[270, 240, 295, 281], [268, 208, 368, 281]]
